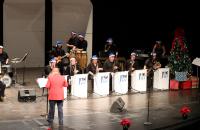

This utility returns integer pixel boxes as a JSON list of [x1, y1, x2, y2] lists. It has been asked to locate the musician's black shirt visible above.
[[76, 40, 88, 51], [125, 59, 140, 71], [103, 60, 121, 72], [0, 52, 9, 64]]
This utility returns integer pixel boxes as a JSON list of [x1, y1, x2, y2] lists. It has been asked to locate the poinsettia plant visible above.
[[180, 106, 191, 119], [180, 106, 191, 114], [120, 118, 132, 129]]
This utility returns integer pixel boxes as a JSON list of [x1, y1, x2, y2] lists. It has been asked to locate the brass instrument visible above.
[[96, 64, 99, 73], [129, 61, 135, 73], [147, 61, 161, 76], [153, 61, 161, 70], [113, 60, 119, 73]]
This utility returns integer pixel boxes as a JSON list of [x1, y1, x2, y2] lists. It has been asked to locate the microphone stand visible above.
[[20, 52, 29, 86], [144, 75, 153, 126]]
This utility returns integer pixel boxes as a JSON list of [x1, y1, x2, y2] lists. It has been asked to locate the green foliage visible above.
[[168, 38, 192, 75]]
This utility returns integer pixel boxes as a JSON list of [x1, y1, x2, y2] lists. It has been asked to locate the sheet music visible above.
[[192, 57, 200, 66], [37, 78, 48, 88]]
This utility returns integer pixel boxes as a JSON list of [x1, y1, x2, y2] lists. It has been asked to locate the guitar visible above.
[[55, 53, 69, 63]]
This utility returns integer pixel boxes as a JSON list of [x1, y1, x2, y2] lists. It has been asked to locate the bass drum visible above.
[[1, 74, 12, 87]]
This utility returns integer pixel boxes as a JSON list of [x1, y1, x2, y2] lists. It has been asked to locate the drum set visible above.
[[0, 64, 13, 88]]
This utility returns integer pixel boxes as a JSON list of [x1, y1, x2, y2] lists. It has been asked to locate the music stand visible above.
[[192, 58, 200, 90], [20, 52, 29, 85], [11, 52, 29, 86]]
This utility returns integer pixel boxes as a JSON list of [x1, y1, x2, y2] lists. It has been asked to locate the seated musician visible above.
[[54, 40, 66, 57], [0, 45, 13, 78], [64, 57, 81, 94], [103, 53, 121, 73], [103, 53, 121, 93], [65, 57, 81, 76], [0, 81, 6, 102], [54, 40, 70, 75], [144, 53, 161, 90], [126, 52, 140, 73], [44, 58, 57, 77], [86, 55, 103, 93], [0, 45, 9, 65], [86, 55, 103, 79], [66, 31, 78, 53], [125, 52, 140, 90]]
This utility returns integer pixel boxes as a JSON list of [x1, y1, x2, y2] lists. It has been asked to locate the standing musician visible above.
[[66, 31, 78, 53], [152, 40, 166, 59], [86, 55, 103, 93], [74, 34, 88, 52], [144, 53, 161, 90], [125, 52, 139, 90], [72, 34, 88, 69], [104, 38, 118, 57]]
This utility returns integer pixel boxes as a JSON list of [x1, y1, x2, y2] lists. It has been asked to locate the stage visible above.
[[0, 68, 200, 130]]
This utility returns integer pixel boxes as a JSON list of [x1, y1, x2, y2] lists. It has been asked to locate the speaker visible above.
[[18, 89, 36, 102], [110, 97, 125, 113]]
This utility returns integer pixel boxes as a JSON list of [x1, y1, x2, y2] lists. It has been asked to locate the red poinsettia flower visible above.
[[120, 118, 132, 128], [180, 106, 191, 115]]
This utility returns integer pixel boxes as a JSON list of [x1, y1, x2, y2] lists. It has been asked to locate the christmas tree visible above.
[[168, 28, 192, 78]]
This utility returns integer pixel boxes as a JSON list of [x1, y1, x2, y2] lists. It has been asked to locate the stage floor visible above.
[[0, 68, 200, 130]]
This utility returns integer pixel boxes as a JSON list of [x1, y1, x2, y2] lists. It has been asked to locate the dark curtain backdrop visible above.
[[91, 1, 200, 59]]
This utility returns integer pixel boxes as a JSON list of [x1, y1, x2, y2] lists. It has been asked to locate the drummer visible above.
[[0, 45, 9, 65], [74, 34, 88, 52]]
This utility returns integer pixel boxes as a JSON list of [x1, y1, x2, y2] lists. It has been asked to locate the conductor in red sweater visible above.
[[46, 67, 68, 125]]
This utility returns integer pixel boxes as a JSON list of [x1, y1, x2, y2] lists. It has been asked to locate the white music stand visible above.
[[192, 58, 200, 88]]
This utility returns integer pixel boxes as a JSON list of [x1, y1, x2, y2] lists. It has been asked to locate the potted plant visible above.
[[180, 106, 191, 119], [120, 118, 131, 130]]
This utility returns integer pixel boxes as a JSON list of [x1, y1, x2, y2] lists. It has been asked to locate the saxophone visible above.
[[153, 61, 161, 70], [96, 64, 99, 73], [113, 60, 119, 73], [129, 60, 135, 73]]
